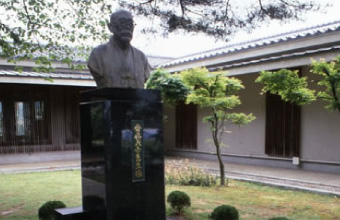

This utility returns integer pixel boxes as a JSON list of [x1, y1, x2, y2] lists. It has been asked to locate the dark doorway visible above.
[[175, 102, 197, 149], [265, 93, 300, 157]]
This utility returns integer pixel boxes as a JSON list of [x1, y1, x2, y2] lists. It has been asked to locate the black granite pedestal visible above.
[[55, 88, 165, 220]]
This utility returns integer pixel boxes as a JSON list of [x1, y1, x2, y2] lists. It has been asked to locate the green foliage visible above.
[[268, 217, 292, 220], [165, 159, 217, 187], [38, 200, 66, 220], [0, 0, 320, 73], [0, 0, 109, 71], [181, 68, 255, 126], [210, 204, 239, 220], [256, 56, 340, 115], [311, 56, 340, 113], [146, 69, 189, 106], [167, 191, 191, 214], [255, 69, 316, 105], [180, 68, 255, 186]]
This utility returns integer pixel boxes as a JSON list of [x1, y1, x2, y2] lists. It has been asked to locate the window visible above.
[[35, 101, 45, 120], [15, 102, 30, 137], [265, 93, 300, 157], [33, 100, 50, 143]]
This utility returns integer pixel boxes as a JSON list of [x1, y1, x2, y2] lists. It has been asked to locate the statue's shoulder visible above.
[[132, 46, 147, 58], [91, 41, 111, 55]]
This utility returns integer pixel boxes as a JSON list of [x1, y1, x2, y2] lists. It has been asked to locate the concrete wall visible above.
[[196, 73, 266, 156], [195, 69, 340, 163], [300, 66, 340, 163], [164, 68, 340, 172]]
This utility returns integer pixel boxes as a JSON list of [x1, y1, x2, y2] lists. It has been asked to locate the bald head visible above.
[[110, 10, 133, 24]]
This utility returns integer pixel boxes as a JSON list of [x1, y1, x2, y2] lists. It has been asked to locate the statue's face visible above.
[[109, 13, 134, 44]]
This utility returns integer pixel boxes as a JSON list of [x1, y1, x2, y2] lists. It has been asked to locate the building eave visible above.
[[160, 21, 340, 74], [0, 75, 96, 87]]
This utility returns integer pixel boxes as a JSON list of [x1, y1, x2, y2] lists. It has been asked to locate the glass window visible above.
[[15, 102, 30, 136], [35, 101, 44, 120], [0, 102, 3, 137]]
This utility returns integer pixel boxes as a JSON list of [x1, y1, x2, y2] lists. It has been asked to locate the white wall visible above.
[[165, 69, 340, 164], [300, 67, 340, 162], [197, 73, 267, 156]]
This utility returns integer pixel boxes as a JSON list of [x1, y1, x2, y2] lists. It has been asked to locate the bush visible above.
[[167, 191, 191, 214], [146, 69, 189, 106], [165, 159, 217, 187], [38, 201, 66, 220], [210, 204, 239, 220], [268, 217, 292, 220]]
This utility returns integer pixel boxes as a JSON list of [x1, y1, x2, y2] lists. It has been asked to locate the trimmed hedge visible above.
[[210, 204, 239, 220], [167, 190, 191, 214], [38, 201, 66, 220]]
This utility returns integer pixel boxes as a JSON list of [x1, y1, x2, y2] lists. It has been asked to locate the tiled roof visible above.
[[0, 54, 173, 82], [159, 20, 340, 68], [211, 45, 340, 72], [0, 70, 92, 80]]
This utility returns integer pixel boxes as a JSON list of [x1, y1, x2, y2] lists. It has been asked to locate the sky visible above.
[[130, 0, 340, 58]]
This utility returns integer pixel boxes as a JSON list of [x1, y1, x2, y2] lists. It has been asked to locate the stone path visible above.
[[166, 157, 340, 196]]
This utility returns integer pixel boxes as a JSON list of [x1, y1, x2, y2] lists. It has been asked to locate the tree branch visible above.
[[22, 0, 32, 29], [224, 0, 231, 20], [258, 0, 270, 17], [179, 0, 186, 19], [322, 67, 340, 115], [139, 0, 154, 5]]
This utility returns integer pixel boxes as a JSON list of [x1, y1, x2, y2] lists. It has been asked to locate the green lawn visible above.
[[0, 170, 339, 220]]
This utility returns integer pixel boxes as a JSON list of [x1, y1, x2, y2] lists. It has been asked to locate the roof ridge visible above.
[[175, 20, 340, 60]]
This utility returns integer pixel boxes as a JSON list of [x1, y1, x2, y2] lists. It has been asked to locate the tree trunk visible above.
[[216, 144, 225, 186], [211, 109, 226, 186]]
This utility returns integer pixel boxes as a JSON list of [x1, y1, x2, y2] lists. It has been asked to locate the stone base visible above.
[[54, 207, 105, 220], [55, 207, 179, 220]]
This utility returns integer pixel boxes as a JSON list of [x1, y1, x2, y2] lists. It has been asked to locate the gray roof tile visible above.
[[0, 70, 93, 80], [160, 20, 340, 68]]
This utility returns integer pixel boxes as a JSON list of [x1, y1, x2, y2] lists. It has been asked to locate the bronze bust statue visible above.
[[88, 10, 150, 89]]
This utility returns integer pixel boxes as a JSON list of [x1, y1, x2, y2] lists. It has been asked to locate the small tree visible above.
[[255, 55, 340, 115], [311, 56, 340, 114], [146, 69, 189, 107], [255, 69, 316, 105], [181, 68, 255, 186], [167, 191, 191, 215]]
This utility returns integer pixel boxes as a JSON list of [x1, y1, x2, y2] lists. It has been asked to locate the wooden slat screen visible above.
[[0, 84, 87, 154], [265, 93, 300, 157], [0, 84, 52, 154], [175, 102, 197, 149], [65, 87, 81, 144]]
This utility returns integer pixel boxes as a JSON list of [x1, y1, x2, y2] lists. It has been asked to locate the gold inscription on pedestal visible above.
[[132, 120, 144, 182]]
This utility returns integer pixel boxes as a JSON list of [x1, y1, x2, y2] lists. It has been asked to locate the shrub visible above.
[[38, 200, 66, 220], [165, 159, 217, 187], [210, 204, 239, 220], [268, 217, 292, 220], [167, 191, 191, 214]]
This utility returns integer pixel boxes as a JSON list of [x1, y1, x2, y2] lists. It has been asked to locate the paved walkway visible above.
[[166, 157, 340, 196], [1, 156, 339, 196]]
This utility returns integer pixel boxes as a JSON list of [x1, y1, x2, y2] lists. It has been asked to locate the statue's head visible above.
[[108, 10, 134, 45]]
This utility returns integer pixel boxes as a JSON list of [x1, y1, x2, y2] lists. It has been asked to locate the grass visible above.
[[167, 183, 340, 220], [0, 170, 340, 220], [0, 171, 81, 220]]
